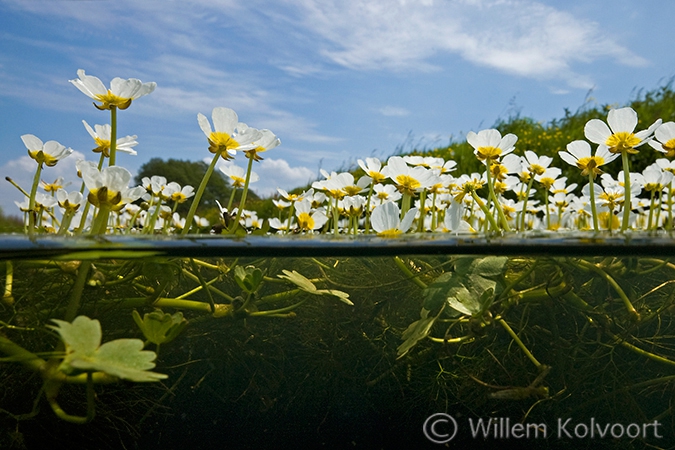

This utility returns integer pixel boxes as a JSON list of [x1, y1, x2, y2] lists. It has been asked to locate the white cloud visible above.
[[251, 158, 315, 197], [377, 106, 410, 117], [279, 0, 647, 86]]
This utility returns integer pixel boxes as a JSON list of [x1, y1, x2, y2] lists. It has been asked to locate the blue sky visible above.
[[1, 0, 674, 215]]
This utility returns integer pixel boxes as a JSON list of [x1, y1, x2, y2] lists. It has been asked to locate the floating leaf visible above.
[[50, 316, 167, 382]]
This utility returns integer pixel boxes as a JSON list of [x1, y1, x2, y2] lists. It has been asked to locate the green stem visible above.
[[519, 177, 534, 231], [588, 173, 599, 232], [109, 106, 117, 166], [620, 150, 632, 232], [393, 256, 427, 289], [229, 154, 255, 234], [471, 191, 500, 232], [182, 152, 221, 235], [498, 318, 541, 369], [64, 262, 92, 322], [575, 259, 639, 320], [27, 162, 44, 235], [485, 162, 511, 231]]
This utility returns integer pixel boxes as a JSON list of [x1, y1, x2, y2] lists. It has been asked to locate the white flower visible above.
[[70, 69, 156, 110], [21, 134, 72, 167], [649, 121, 675, 157], [381, 156, 438, 195], [370, 201, 417, 237], [82, 121, 138, 156], [358, 157, 386, 183], [245, 127, 281, 160], [584, 107, 661, 155], [559, 140, 618, 178], [56, 189, 83, 213], [220, 164, 259, 188], [295, 199, 328, 231], [442, 198, 473, 234], [164, 182, 195, 203], [466, 129, 517, 162], [197, 107, 262, 159], [81, 165, 145, 211]]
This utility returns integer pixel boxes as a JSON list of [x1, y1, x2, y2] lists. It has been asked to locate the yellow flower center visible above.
[[377, 228, 403, 238], [605, 131, 641, 154], [230, 176, 246, 188], [28, 150, 59, 167], [395, 175, 421, 192], [297, 212, 315, 230], [576, 156, 606, 178], [93, 137, 111, 156], [94, 90, 132, 110], [529, 164, 546, 176], [343, 185, 363, 196], [208, 132, 240, 158], [171, 192, 188, 203], [88, 187, 122, 209], [662, 138, 675, 158], [369, 171, 386, 183], [476, 146, 501, 161]]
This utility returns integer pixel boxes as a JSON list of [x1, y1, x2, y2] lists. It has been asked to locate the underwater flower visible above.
[[370, 201, 417, 237], [220, 164, 259, 188], [559, 140, 618, 178], [83, 121, 138, 157], [197, 107, 262, 160], [649, 121, 675, 158], [81, 165, 145, 211], [466, 129, 517, 162], [584, 107, 661, 155], [21, 134, 73, 167], [70, 69, 156, 110]]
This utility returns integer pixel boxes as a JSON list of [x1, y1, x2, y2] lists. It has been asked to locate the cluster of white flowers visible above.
[[11, 69, 675, 236], [267, 107, 674, 235]]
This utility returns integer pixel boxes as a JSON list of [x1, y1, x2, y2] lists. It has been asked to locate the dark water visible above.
[[1, 234, 674, 449]]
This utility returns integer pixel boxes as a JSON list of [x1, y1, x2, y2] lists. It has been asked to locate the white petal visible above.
[[371, 201, 399, 233], [212, 107, 238, 135], [197, 113, 212, 137], [607, 107, 637, 133], [398, 207, 418, 232], [21, 134, 43, 151], [584, 119, 612, 144], [566, 140, 591, 159]]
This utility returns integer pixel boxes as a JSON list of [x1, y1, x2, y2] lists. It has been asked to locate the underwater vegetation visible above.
[[2, 71, 675, 449]]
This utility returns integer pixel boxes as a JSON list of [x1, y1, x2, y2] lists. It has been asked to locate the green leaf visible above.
[[278, 270, 352, 305], [234, 266, 265, 293], [132, 310, 187, 346], [397, 309, 436, 358], [278, 270, 316, 292], [50, 316, 167, 382], [472, 256, 508, 278]]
